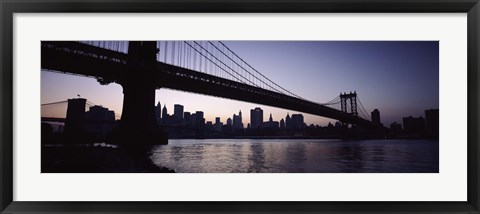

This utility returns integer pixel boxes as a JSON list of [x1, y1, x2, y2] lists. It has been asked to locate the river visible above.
[[150, 139, 438, 173]]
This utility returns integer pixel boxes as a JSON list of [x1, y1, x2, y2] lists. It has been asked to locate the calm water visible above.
[[150, 139, 439, 173]]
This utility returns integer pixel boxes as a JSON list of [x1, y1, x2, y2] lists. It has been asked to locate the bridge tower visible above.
[[64, 98, 86, 136], [340, 91, 358, 116], [110, 41, 168, 146]]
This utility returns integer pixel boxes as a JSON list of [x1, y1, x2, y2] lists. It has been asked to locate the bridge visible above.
[[41, 41, 374, 145]]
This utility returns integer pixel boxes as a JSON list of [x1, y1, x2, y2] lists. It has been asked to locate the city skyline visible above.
[[41, 41, 439, 127]]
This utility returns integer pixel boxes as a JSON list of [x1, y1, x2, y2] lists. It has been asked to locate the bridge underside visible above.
[[41, 41, 372, 127]]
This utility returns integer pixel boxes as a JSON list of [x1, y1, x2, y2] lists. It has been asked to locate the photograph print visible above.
[[41, 41, 439, 173]]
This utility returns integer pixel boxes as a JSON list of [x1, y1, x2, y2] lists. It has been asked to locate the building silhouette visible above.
[[403, 116, 426, 134], [371, 109, 381, 127], [390, 122, 402, 134], [191, 111, 205, 138], [173, 104, 184, 123], [85, 105, 116, 139], [250, 107, 263, 129], [214, 117, 223, 132], [183, 112, 192, 127], [335, 121, 343, 128], [85, 105, 115, 121], [155, 102, 161, 124], [264, 113, 279, 128], [161, 104, 168, 125], [425, 109, 439, 135], [223, 117, 233, 133], [291, 114, 305, 129], [123, 99, 400, 138], [195, 111, 205, 126], [285, 113, 291, 129], [232, 110, 244, 130]]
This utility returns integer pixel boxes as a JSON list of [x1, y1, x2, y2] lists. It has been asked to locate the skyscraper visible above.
[[291, 114, 304, 129], [390, 122, 402, 134], [285, 113, 291, 129], [238, 110, 243, 128], [371, 109, 381, 126], [184, 112, 192, 127], [174, 104, 184, 124], [174, 104, 184, 119], [162, 104, 168, 125], [214, 117, 222, 132], [250, 107, 263, 129], [280, 118, 285, 128], [155, 102, 161, 124], [232, 110, 244, 129], [425, 109, 439, 134], [403, 116, 426, 133], [195, 111, 204, 124], [84, 105, 116, 139]]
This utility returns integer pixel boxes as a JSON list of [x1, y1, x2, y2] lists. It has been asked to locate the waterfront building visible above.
[[232, 110, 244, 130], [155, 102, 161, 124], [184, 112, 193, 128], [264, 113, 279, 128], [214, 117, 223, 132], [327, 122, 334, 128], [161, 104, 168, 125], [291, 114, 304, 129], [371, 109, 381, 127], [403, 116, 426, 133], [390, 122, 402, 134], [425, 109, 439, 135], [195, 111, 205, 125], [85, 105, 116, 139], [250, 107, 263, 129], [174, 104, 184, 121], [285, 113, 291, 129], [335, 121, 343, 128]]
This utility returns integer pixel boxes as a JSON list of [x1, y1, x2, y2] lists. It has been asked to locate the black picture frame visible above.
[[1, 0, 479, 213]]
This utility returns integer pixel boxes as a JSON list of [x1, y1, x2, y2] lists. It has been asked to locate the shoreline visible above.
[[42, 145, 175, 173], [168, 135, 439, 140]]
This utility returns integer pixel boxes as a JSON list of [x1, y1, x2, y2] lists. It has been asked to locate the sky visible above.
[[41, 41, 439, 127]]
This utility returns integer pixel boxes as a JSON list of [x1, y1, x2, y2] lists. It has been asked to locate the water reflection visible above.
[[150, 139, 439, 173], [335, 142, 366, 172], [245, 143, 263, 172], [285, 143, 307, 172]]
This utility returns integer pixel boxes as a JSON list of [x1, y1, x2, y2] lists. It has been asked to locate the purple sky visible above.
[[41, 41, 439, 127]]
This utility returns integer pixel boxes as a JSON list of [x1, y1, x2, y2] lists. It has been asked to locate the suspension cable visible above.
[[184, 42, 246, 84], [218, 41, 304, 99], [41, 100, 68, 107]]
